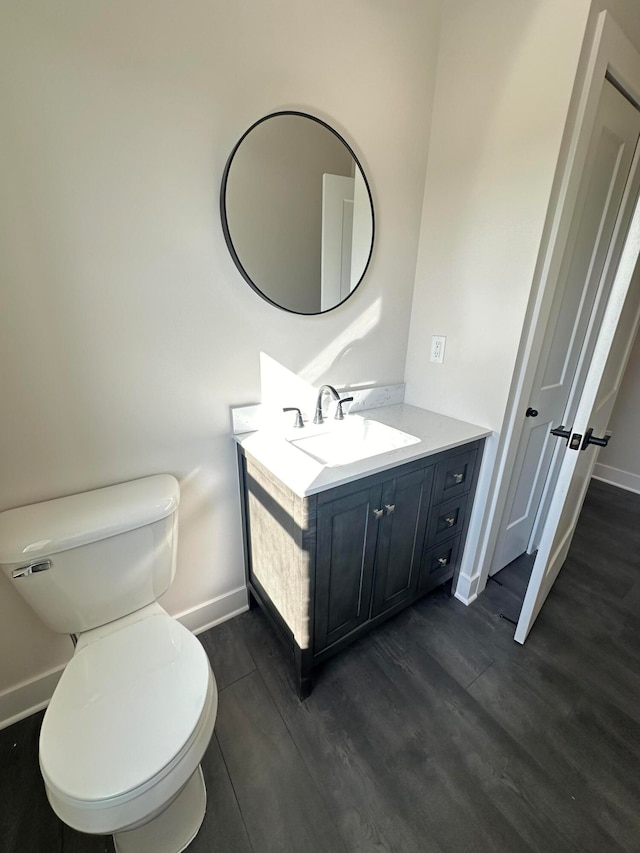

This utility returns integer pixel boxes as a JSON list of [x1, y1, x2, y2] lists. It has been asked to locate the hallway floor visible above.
[[2, 479, 640, 852]]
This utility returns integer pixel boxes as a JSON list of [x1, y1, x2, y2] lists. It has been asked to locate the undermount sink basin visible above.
[[287, 416, 420, 467]]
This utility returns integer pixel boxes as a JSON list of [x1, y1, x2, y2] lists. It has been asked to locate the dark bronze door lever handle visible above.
[[581, 428, 611, 450]]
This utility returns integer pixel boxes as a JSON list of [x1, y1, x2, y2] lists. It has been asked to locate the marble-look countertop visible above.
[[234, 404, 492, 497]]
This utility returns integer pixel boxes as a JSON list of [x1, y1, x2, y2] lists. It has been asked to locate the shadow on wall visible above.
[[298, 296, 382, 385], [258, 297, 383, 424]]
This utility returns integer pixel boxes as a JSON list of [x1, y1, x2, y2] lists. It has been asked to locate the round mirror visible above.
[[221, 112, 374, 315]]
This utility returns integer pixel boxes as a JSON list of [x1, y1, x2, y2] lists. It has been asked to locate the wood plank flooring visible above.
[[2, 478, 639, 852]]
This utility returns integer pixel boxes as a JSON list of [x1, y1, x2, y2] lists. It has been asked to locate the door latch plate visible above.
[[569, 433, 583, 451]]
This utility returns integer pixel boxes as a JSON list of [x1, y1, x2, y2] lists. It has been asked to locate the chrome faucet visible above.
[[314, 385, 340, 424], [313, 385, 353, 425]]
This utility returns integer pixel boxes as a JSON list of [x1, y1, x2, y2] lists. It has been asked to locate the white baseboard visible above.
[[592, 463, 640, 495], [173, 585, 249, 635], [0, 665, 65, 731], [0, 586, 249, 731], [453, 571, 480, 605]]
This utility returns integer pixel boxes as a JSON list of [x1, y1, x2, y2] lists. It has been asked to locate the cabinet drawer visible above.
[[426, 493, 469, 547], [419, 536, 461, 595], [433, 447, 478, 505]]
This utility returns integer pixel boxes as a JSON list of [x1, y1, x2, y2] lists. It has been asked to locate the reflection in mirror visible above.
[[221, 112, 374, 315]]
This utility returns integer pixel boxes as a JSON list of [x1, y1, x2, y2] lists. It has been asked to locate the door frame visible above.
[[461, 10, 640, 601]]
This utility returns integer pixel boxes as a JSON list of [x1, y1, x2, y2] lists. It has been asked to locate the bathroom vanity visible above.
[[235, 405, 489, 698]]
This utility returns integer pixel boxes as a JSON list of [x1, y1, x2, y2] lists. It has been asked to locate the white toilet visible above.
[[0, 475, 217, 853]]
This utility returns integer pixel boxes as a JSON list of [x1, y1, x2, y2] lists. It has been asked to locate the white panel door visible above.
[[494, 81, 640, 572], [321, 174, 354, 311], [515, 194, 640, 642]]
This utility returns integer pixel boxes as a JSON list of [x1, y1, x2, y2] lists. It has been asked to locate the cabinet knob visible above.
[[444, 515, 456, 527], [437, 556, 449, 567], [453, 472, 464, 484], [384, 504, 395, 515], [373, 508, 384, 520]]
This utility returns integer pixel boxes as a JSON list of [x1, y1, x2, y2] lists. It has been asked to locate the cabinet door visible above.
[[370, 465, 434, 618], [314, 484, 382, 652]]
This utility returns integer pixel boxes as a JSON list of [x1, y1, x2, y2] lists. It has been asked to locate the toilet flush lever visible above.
[[12, 560, 51, 579]]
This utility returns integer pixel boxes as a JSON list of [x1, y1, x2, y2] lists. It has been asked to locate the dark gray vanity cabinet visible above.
[[237, 438, 483, 698], [314, 465, 434, 653]]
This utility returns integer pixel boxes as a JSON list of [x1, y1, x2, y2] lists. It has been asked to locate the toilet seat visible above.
[[39, 613, 217, 835]]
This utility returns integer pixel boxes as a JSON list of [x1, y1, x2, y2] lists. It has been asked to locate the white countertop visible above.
[[234, 404, 492, 497]]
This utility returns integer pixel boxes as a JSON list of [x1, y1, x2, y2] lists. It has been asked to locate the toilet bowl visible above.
[[0, 475, 217, 853], [41, 606, 217, 852]]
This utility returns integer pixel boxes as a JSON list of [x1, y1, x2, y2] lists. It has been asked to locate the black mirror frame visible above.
[[220, 110, 375, 316]]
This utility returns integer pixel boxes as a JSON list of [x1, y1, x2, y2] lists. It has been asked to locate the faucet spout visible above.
[[313, 385, 341, 425]]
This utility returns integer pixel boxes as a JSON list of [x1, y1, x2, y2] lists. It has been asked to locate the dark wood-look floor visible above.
[[2, 478, 640, 852]]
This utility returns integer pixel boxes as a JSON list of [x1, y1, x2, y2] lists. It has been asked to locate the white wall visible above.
[[404, 0, 593, 432], [0, 0, 443, 711]]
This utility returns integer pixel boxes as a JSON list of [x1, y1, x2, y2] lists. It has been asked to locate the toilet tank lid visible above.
[[0, 475, 180, 565]]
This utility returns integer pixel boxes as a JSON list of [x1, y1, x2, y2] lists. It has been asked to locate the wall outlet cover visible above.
[[431, 335, 446, 364]]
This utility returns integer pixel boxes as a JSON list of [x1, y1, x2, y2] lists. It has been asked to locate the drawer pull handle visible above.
[[453, 472, 464, 484], [437, 556, 449, 567], [373, 508, 384, 520], [384, 504, 395, 515], [444, 515, 456, 527]]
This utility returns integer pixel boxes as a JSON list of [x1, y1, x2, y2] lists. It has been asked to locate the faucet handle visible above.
[[283, 407, 304, 428], [335, 396, 354, 420]]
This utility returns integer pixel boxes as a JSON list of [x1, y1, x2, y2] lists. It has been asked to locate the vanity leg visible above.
[[297, 674, 314, 701], [294, 645, 314, 701]]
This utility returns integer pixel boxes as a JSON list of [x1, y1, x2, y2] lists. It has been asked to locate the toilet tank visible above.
[[0, 475, 180, 635]]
